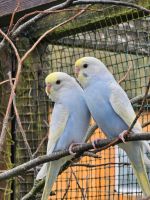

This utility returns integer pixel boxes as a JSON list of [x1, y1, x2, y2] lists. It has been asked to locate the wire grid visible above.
[[11, 4, 150, 200]]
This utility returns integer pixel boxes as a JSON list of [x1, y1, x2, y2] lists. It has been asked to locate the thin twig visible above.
[[131, 93, 150, 104], [0, 0, 74, 51], [43, 120, 50, 128], [127, 77, 150, 133], [12, 0, 74, 38], [84, 175, 88, 200], [7, 0, 21, 34], [0, 79, 15, 86], [12, 7, 94, 32], [83, 151, 100, 158], [32, 133, 48, 158], [142, 121, 150, 128], [118, 65, 132, 84], [61, 172, 72, 200], [0, 29, 20, 62], [71, 167, 86, 200], [71, 162, 130, 168], [20, 5, 89, 64]]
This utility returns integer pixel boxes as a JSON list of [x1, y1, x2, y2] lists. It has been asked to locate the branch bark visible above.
[[0, 0, 150, 52], [73, 0, 150, 14], [0, 132, 150, 182], [0, 0, 74, 50]]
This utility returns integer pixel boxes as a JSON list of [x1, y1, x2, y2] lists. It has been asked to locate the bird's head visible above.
[[45, 72, 76, 101], [74, 57, 107, 88]]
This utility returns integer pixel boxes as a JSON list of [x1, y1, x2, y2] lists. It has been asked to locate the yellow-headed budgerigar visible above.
[[36, 72, 90, 200], [74, 56, 150, 197]]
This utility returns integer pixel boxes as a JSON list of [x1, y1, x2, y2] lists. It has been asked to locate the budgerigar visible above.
[[36, 72, 90, 200], [75, 56, 150, 197]]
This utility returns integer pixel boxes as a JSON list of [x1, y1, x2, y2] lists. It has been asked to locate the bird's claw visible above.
[[92, 139, 101, 149], [68, 143, 83, 155], [118, 130, 127, 143]]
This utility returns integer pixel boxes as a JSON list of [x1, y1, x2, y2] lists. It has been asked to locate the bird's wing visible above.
[[109, 82, 142, 132], [47, 103, 70, 155], [36, 104, 69, 180]]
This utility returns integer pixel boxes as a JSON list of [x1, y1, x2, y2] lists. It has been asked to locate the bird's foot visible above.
[[118, 130, 128, 143], [69, 143, 84, 155], [92, 138, 101, 149]]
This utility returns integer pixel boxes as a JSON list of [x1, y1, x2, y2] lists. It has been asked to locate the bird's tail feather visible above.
[[36, 163, 47, 180], [41, 159, 65, 200], [119, 142, 150, 197], [142, 141, 150, 167], [130, 150, 150, 196]]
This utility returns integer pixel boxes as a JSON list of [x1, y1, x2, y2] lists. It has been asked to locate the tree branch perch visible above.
[[0, 132, 150, 182]]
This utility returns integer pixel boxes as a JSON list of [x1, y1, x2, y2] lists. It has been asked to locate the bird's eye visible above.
[[83, 63, 88, 68], [56, 80, 61, 85]]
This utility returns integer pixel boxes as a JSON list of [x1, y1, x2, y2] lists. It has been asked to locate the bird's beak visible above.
[[45, 83, 51, 95], [74, 67, 80, 77]]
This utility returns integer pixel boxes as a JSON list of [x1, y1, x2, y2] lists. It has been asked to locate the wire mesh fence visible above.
[[0, 2, 150, 200]]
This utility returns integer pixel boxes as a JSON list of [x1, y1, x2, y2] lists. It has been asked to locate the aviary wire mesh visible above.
[[2, 3, 150, 200]]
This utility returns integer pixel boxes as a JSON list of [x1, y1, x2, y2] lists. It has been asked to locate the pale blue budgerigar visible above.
[[36, 72, 90, 200], [75, 56, 150, 197]]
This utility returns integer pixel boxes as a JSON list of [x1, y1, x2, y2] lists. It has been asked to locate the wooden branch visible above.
[[0, 132, 150, 182], [12, 8, 91, 32], [127, 77, 150, 133], [34, 0, 150, 42], [1, 0, 150, 50], [0, 29, 20, 62], [62, 172, 72, 200], [32, 133, 48, 158], [71, 167, 86, 200], [131, 93, 150, 104], [21, 179, 45, 200], [118, 65, 132, 84], [7, 0, 21, 34], [12, 0, 74, 38], [20, 5, 88, 63], [71, 162, 130, 168], [0, 0, 74, 51], [73, 0, 150, 14], [142, 121, 150, 128], [0, 78, 15, 86]]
